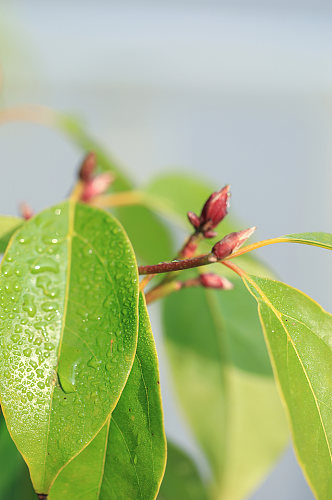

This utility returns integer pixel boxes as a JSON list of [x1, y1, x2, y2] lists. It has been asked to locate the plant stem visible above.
[[70, 180, 84, 202], [178, 232, 202, 259], [145, 281, 181, 304], [138, 253, 216, 275], [221, 259, 246, 277], [91, 191, 145, 208], [224, 237, 289, 260]]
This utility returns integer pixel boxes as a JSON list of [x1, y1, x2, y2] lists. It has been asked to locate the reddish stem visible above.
[[138, 253, 216, 275]]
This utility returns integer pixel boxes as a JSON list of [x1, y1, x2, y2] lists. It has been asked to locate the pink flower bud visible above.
[[212, 226, 256, 261], [199, 273, 233, 290], [79, 152, 96, 181], [187, 211, 200, 229], [20, 202, 34, 220], [81, 172, 114, 202], [199, 185, 230, 231]]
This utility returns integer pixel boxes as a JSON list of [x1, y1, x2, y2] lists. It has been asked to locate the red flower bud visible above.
[[199, 185, 230, 231], [199, 273, 233, 290], [20, 202, 34, 220], [187, 211, 200, 229], [81, 172, 114, 202], [212, 227, 256, 261], [79, 152, 96, 181]]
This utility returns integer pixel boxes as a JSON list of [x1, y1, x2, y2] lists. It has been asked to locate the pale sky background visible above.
[[1, 1, 332, 498]]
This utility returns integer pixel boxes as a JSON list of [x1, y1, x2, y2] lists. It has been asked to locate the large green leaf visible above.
[[0, 216, 22, 253], [242, 274, 332, 500], [163, 281, 288, 500], [158, 441, 208, 500], [0, 413, 36, 500], [49, 293, 166, 499], [0, 201, 139, 494], [58, 116, 173, 263]]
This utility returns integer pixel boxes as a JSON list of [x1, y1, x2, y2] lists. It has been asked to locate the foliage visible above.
[[0, 113, 330, 500]]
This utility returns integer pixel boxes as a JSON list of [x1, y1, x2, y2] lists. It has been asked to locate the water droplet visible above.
[[23, 348, 32, 357], [22, 295, 36, 318], [10, 334, 20, 343], [87, 357, 102, 369], [30, 258, 59, 275], [58, 361, 79, 394]]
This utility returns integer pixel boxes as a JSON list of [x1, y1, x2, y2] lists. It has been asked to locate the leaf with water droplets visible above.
[[0, 216, 22, 253], [0, 201, 139, 495], [242, 274, 332, 500], [49, 293, 166, 499]]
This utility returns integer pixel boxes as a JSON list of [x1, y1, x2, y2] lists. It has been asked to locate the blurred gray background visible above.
[[1, 1, 332, 498]]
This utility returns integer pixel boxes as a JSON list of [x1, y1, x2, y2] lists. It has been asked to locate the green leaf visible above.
[[0, 216, 22, 253], [58, 116, 173, 263], [0, 413, 36, 500], [49, 293, 166, 500], [163, 278, 288, 500], [282, 232, 332, 250], [158, 441, 208, 500], [242, 274, 332, 500], [0, 201, 139, 494]]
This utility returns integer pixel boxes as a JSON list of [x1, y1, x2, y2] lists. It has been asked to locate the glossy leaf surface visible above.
[[163, 281, 288, 499], [59, 116, 173, 263], [158, 441, 208, 500], [0, 216, 22, 253], [50, 293, 166, 500], [243, 275, 332, 500], [0, 201, 139, 494]]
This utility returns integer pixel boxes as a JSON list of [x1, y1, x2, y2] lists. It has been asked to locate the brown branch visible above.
[[138, 253, 216, 275]]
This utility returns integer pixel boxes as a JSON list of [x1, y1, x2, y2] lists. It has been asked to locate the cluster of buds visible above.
[[79, 152, 114, 202], [187, 185, 230, 238]]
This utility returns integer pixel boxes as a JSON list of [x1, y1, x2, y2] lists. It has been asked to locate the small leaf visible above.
[[158, 441, 208, 500], [0, 201, 139, 494], [163, 278, 288, 500], [242, 275, 332, 500], [0, 216, 22, 253], [49, 293, 166, 500], [58, 116, 173, 263]]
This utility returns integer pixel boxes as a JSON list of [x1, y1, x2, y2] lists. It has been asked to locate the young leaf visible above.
[[58, 116, 173, 263], [0, 216, 22, 253], [0, 201, 139, 494], [158, 441, 208, 500], [49, 293, 166, 500], [242, 275, 332, 500], [163, 278, 288, 500]]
